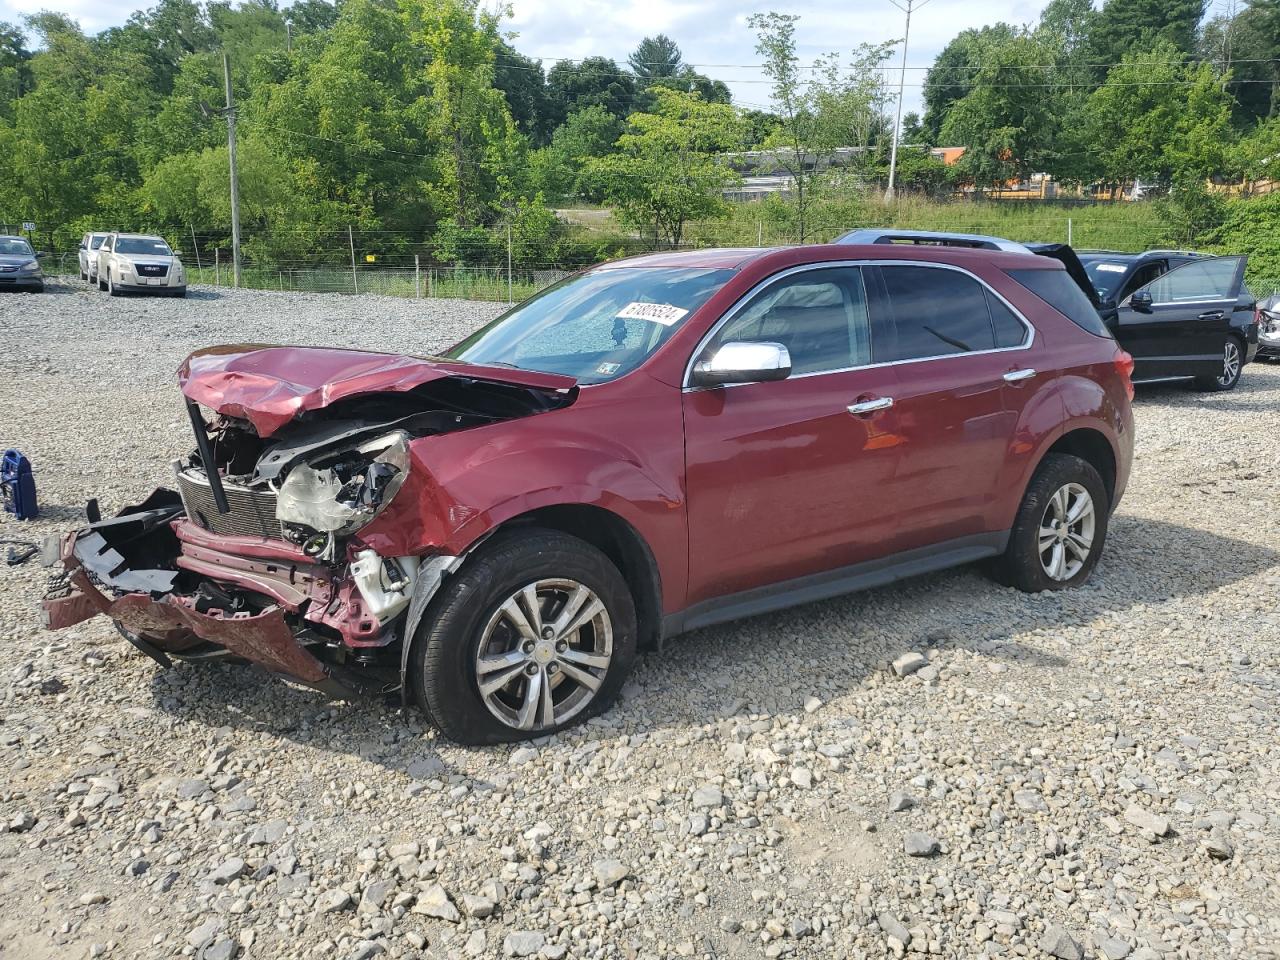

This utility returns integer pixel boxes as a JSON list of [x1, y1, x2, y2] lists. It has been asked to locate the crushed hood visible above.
[[179, 345, 578, 437]]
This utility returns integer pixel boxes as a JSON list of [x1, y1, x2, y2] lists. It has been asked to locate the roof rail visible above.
[[832, 228, 1032, 254]]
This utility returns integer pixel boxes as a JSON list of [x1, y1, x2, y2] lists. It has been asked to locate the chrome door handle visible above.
[[847, 397, 894, 415], [1197, 310, 1225, 321], [1003, 368, 1036, 383]]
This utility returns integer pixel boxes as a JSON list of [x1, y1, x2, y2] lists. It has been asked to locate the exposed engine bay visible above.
[[43, 372, 576, 698]]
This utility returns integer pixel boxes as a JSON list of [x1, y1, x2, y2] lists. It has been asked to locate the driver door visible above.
[[682, 266, 904, 608], [1117, 256, 1246, 380]]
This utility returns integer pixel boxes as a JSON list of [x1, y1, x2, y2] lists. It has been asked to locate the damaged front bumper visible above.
[[41, 492, 441, 701]]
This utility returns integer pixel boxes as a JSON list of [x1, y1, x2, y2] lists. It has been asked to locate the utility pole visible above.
[[884, 0, 933, 203], [203, 53, 245, 285]]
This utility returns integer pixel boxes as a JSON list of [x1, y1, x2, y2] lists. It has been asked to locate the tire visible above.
[[107, 272, 121, 297], [411, 528, 638, 745], [98, 274, 107, 292], [991, 453, 1110, 593], [1194, 336, 1243, 392]]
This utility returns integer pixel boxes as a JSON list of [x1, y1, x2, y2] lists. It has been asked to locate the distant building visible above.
[[720, 145, 965, 202]]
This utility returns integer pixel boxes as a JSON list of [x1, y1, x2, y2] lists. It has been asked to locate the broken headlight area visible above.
[[274, 432, 410, 558]]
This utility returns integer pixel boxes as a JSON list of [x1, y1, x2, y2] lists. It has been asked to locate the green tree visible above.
[[545, 57, 635, 128], [492, 39, 550, 143], [533, 104, 621, 200], [1200, 2, 1280, 125], [0, 22, 32, 119], [1089, 0, 1205, 68], [921, 23, 1016, 142], [410, 0, 525, 226], [628, 35, 681, 82], [586, 88, 744, 247], [939, 31, 1063, 191], [1081, 41, 1234, 190], [286, 0, 341, 36]]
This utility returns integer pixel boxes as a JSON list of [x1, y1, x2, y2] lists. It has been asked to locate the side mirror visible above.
[[1130, 290, 1153, 313], [690, 341, 792, 387]]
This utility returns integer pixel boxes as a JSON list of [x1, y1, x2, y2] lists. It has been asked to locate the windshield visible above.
[[0, 238, 34, 257], [90, 236, 106, 249], [115, 237, 172, 256], [445, 267, 735, 383], [1081, 259, 1131, 300]]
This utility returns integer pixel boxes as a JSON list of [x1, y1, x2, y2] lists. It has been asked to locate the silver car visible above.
[[0, 235, 44, 293], [79, 232, 110, 283], [96, 233, 187, 297]]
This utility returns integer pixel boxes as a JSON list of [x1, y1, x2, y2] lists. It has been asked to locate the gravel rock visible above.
[[891, 651, 927, 677], [1039, 924, 1082, 960], [592, 858, 628, 888], [208, 857, 245, 884], [413, 883, 460, 922], [904, 831, 940, 857], [1123, 803, 1170, 837], [316, 889, 352, 914], [1098, 938, 1132, 960], [877, 912, 911, 946], [201, 940, 238, 960], [887, 790, 915, 812], [1203, 829, 1235, 860], [691, 785, 723, 808], [503, 931, 545, 957]]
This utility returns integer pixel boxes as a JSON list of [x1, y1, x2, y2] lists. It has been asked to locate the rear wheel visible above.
[[991, 453, 1109, 592], [411, 529, 638, 745], [1195, 337, 1243, 392]]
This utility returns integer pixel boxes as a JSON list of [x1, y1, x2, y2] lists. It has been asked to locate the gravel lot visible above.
[[1, 281, 1278, 960]]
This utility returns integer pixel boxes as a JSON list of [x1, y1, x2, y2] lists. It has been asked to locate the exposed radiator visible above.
[[176, 469, 281, 540]]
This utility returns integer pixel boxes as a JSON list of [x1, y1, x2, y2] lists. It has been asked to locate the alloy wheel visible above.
[[1217, 340, 1241, 387], [1038, 482, 1095, 581], [473, 578, 613, 732]]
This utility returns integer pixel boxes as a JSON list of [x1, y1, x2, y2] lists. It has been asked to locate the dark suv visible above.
[[1074, 250, 1258, 390], [45, 244, 1134, 744]]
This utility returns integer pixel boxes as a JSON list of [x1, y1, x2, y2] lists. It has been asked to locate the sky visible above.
[[0, 0, 1056, 116]]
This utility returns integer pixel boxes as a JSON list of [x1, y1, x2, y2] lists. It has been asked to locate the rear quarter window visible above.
[[1007, 268, 1113, 339]]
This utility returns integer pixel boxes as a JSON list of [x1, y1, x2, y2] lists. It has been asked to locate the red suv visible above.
[[44, 245, 1134, 744]]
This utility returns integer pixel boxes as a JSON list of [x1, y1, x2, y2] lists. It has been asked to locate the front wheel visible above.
[[411, 529, 638, 745], [107, 272, 121, 296], [1195, 337, 1243, 392], [991, 453, 1110, 592]]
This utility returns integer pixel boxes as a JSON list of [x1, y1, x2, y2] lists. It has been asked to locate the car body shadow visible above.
[[146, 515, 1277, 762]]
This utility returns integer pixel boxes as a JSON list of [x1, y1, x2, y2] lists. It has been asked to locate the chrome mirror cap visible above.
[[690, 341, 792, 387]]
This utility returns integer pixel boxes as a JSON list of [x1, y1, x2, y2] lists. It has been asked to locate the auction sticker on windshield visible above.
[[617, 301, 689, 326]]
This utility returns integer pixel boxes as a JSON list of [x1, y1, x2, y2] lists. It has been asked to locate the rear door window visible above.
[[875, 265, 1006, 361]]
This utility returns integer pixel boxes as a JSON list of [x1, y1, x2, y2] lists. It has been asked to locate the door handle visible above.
[[1003, 368, 1036, 383], [1197, 310, 1225, 321], [847, 396, 894, 416]]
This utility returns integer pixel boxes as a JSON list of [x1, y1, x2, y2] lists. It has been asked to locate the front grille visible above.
[[135, 263, 169, 278], [0, 266, 16, 273], [177, 469, 282, 539]]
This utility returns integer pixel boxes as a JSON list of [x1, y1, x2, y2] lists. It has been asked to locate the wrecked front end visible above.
[[42, 345, 577, 700]]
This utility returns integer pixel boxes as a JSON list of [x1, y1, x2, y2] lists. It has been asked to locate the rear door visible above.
[[866, 263, 1034, 550], [1117, 256, 1246, 379]]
